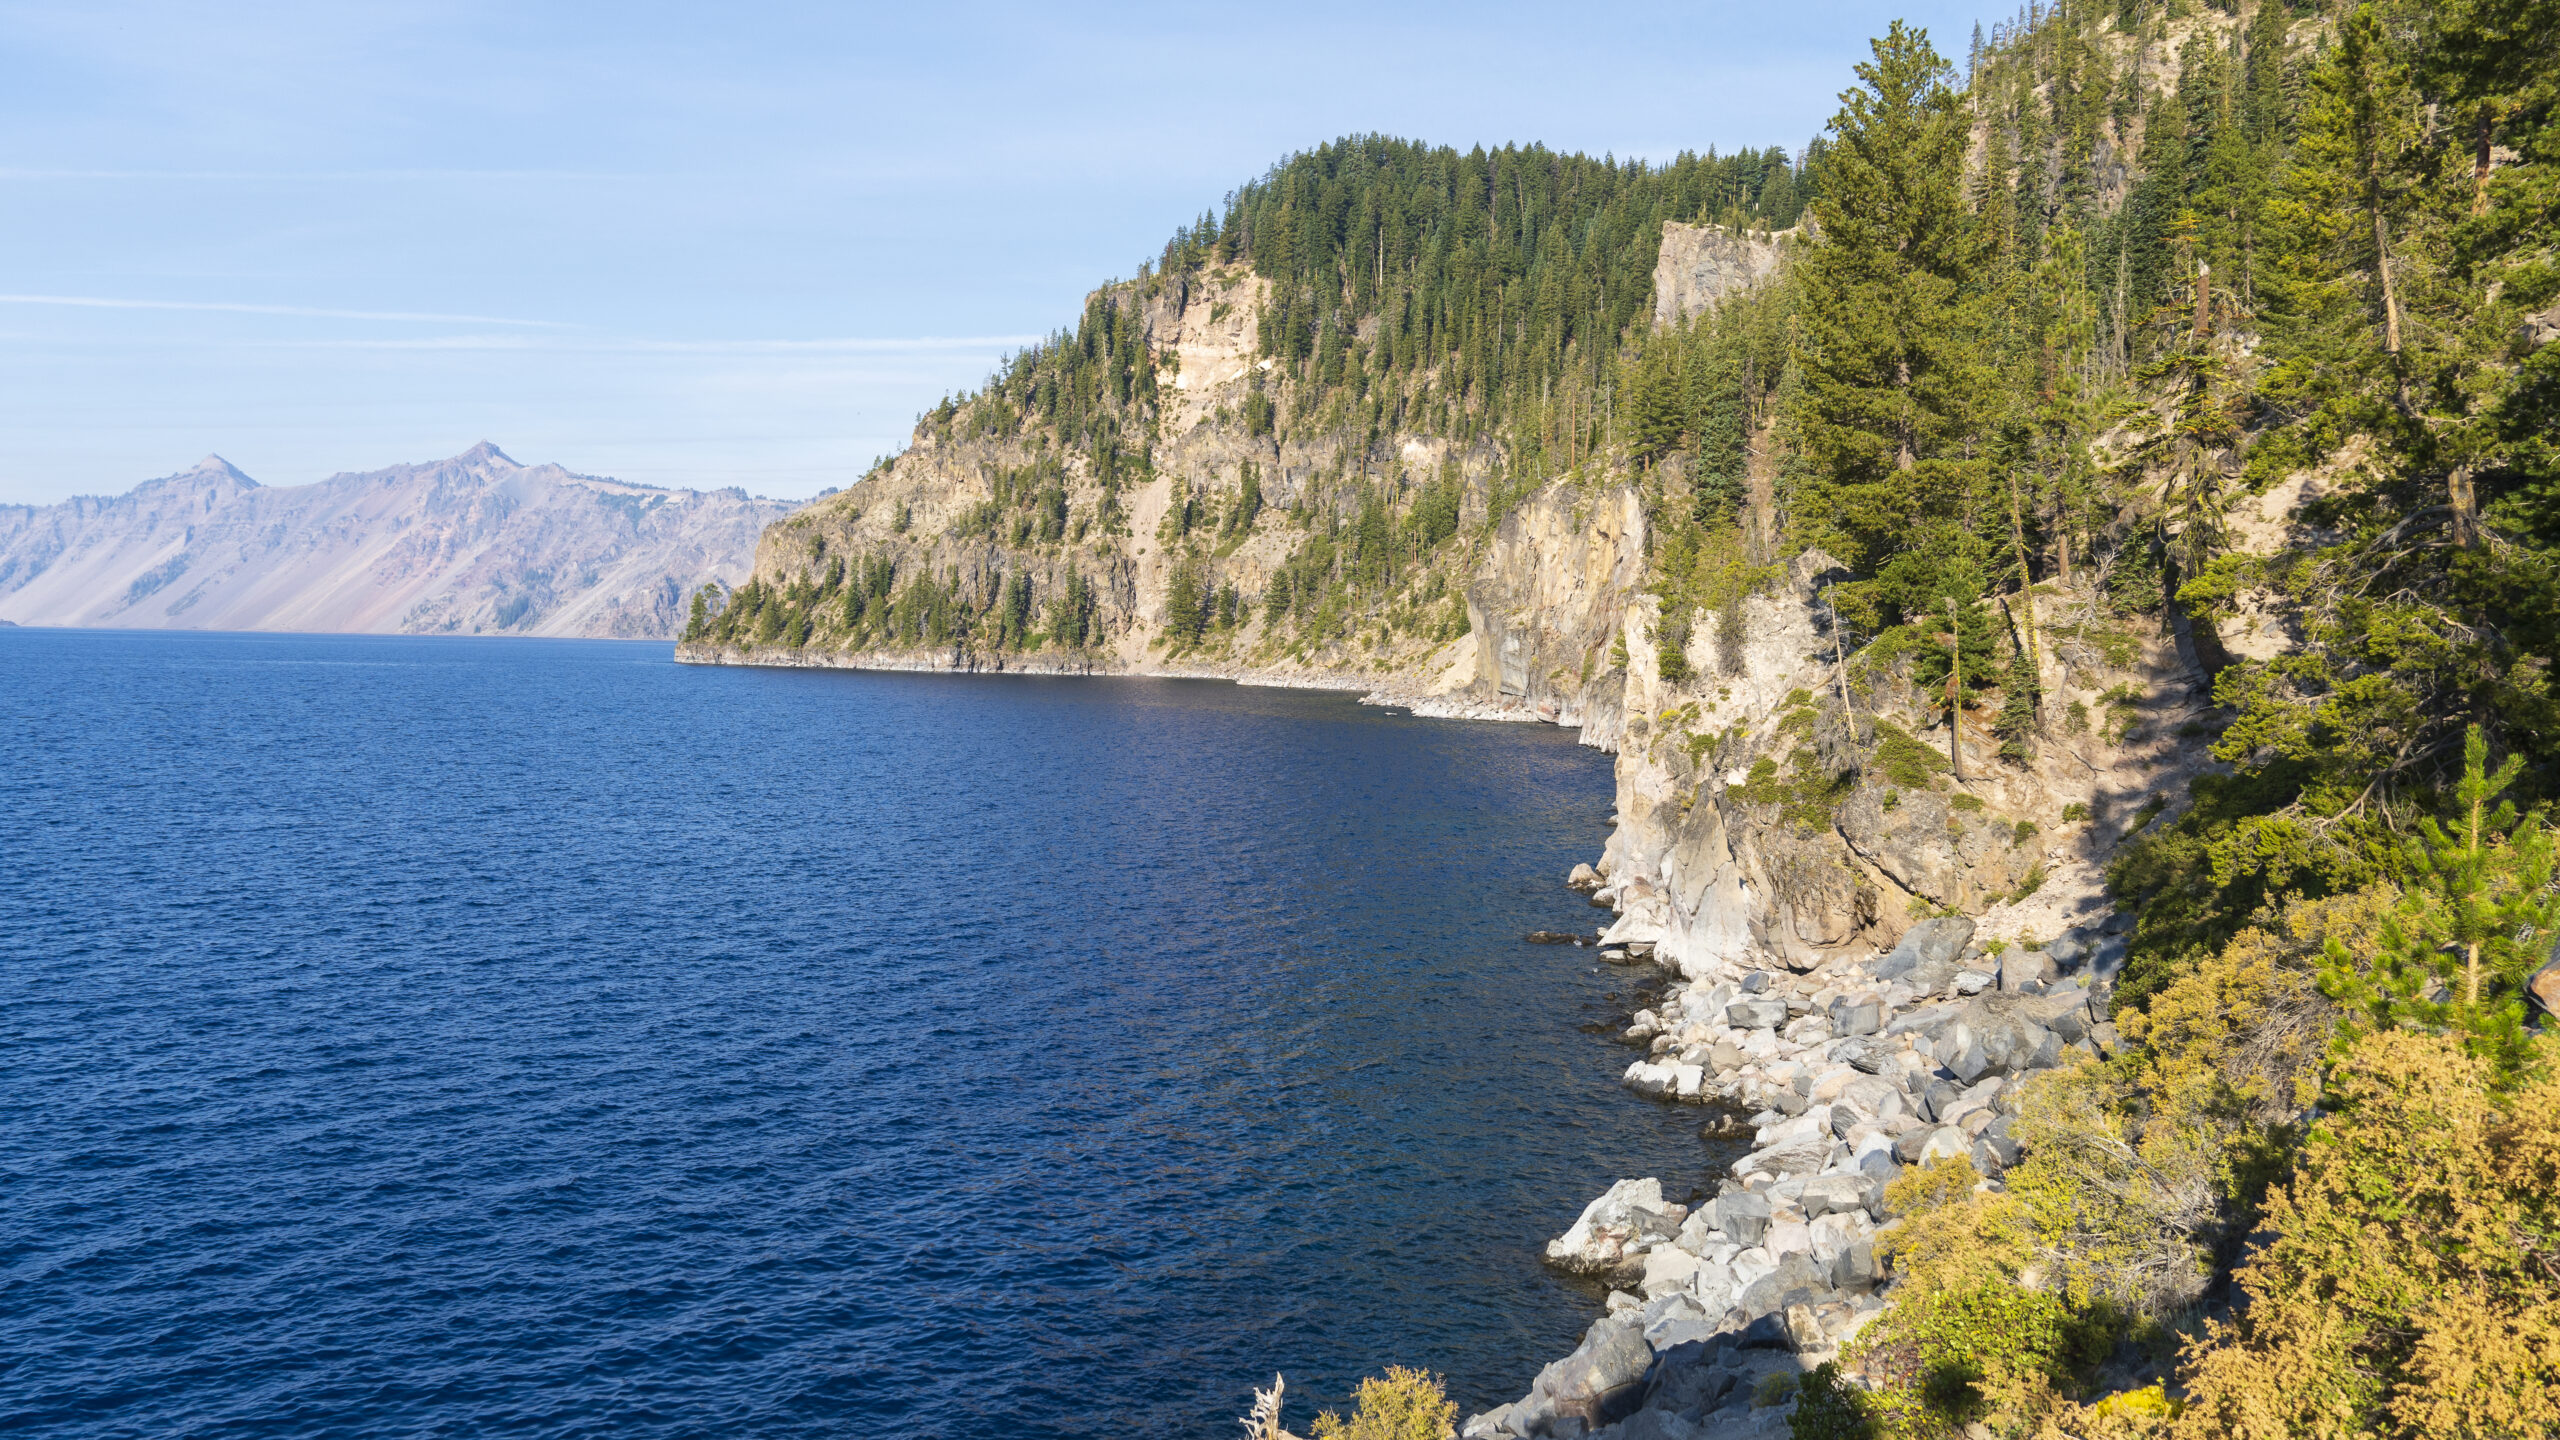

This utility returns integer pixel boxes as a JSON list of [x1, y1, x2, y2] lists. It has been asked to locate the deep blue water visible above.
[[1, 630, 1725, 1439]]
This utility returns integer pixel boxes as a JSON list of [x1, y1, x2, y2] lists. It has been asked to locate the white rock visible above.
[[1808, 1210, 1871, 1260], [1689, 1261, 1737, 1316], [1547, 1178, 1688, 1273], [1641, 1244, 1702, 1298], [1763, 1220, 1813, 1258]]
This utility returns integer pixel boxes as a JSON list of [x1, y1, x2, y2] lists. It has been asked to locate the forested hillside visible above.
[[681, 139, 1808, 677], [1682, 0, 2560, 1433], [688, 0, 2559, 1429]]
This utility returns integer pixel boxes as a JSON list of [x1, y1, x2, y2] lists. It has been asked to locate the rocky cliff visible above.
[[1650, 223, 1790, 328], [0, 443, 794, 638]]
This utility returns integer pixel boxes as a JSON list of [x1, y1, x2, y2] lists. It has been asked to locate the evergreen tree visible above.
[[2321, 726, 2560, 1079], [1793, 22, 1985, 583]]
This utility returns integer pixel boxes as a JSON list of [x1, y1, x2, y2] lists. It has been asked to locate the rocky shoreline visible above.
[[1462, 883, 2135, 1440]]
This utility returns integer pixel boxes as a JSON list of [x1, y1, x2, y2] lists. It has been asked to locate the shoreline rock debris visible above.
[[1463, 898, 2132, 1439]]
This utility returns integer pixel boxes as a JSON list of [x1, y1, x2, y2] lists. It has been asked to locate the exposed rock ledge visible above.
[[672, 641, 1606, 738]]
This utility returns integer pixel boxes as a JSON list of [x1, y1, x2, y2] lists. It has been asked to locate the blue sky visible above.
[[0, 0, 1984, 505]]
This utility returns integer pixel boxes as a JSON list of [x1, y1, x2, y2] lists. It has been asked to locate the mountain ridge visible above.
[[0, 445, 794, 638]]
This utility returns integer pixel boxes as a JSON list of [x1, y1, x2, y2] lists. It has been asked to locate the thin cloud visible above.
[[241, 334, 1043, 354], [0, 294, 568, 327], [0, 168, 659, 182]]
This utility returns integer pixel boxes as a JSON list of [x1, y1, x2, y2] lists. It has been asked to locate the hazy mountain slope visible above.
[[0, 443, 796, 638]]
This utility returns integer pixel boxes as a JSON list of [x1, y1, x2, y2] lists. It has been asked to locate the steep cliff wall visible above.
[[1594, 554, 2226, 980], [1651, 223, 1790, 327]]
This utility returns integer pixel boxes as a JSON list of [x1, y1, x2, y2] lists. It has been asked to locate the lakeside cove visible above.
[[675, 624, 2159, 1439]]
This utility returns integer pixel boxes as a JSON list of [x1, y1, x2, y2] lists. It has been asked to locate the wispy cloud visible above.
[[0, 168, 661, 182], [0, 294, 568, 327], [241, 334, 1044, 354]]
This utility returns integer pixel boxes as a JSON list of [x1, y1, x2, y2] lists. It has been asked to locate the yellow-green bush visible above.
[[1309, 1367, 1458, 1440], [2167, 1031, 2560, 1439], [1820, 895, 2374, 1436], [1848, 1162, 2097, 1433]]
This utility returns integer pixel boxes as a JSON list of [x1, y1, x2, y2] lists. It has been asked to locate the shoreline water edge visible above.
[[674, 642, 2133, 1440]]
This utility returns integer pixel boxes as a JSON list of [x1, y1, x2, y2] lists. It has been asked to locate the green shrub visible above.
[[2061, 802, 2091, 824], [1789, 1363, 1876, 1439], [1754, 1371, 1802, 1407], [1872, 720, 1951, 788]]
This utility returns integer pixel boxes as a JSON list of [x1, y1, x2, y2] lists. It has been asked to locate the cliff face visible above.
[[0, 444, 793, 638], [1448, 483, 1648, 745], [1593, 550, 2228, 981], [1651, 223, 1790, 327]]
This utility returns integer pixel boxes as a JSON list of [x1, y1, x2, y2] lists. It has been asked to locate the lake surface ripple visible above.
[[1, 631, 1725, 1439]]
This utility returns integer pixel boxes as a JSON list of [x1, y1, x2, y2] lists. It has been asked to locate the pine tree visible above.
[[2321, 726, 2560, 1079], [1793, 22, 1984, 579]]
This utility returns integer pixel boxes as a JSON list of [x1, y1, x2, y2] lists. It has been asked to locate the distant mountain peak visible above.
[[191, 454, 257, 485], [459, 441, 516, 466]]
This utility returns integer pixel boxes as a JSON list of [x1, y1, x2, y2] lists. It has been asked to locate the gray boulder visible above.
[[1913, 1126, 1971, 1167], [1640, 1342, 1740, 1420], [1616, 1409, 1710, 1440], [1833, 1074, 1900, 1123], [1834, 1239, 1882, 1290], [2001, 949, 2058, 990], [1727, 996, 1789, 1030], [1738, 1252, 1825, 1317], [1942, 999, 2062, 1080], [1714, 1190, 1773, 1245], [2023, 990, 2091, 1044], [2531, 948, 2560, 1020], [1798, 1172, 1883, 1219], [1838, 1038, 1892, 1075], [1529, 1314, 1654, 1431], [1872, 917, 1976, 979], [1640, 1293, 1725, 1351], [1827, 998, 1883, 1037], [1943, 1025, 1992, 1083], [1979, 1114, 2023, 1168]]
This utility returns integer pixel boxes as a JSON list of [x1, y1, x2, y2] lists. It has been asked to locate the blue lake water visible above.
[[1, 630, 1728, 1439]]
